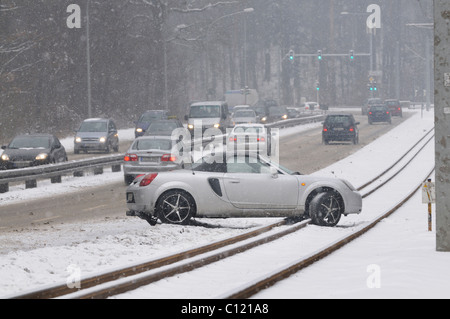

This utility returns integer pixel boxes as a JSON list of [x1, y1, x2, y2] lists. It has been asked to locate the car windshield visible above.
[[139, 112, 164, 122], [191, 154, 299, 175], [233, 110, 255, 118], [189, 105, 221, 118], [131, 139, 172, 151], [78, 121, 107, 132], [269, 107, 286, 116], [9, 136, 51, 149]]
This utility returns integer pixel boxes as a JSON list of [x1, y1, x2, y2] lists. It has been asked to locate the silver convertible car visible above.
[[126, 153, 362, 227]]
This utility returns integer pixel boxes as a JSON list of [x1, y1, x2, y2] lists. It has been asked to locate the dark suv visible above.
[[322, 113, 360, 145], [385, 99, 403, 117], [368, 104, 392, 124]]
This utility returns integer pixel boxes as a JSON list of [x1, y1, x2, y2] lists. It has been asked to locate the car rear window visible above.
[[325, 115, 353, 125], [132, 139, 172, 151]]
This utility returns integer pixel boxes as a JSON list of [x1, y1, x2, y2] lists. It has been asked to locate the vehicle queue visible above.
[[0, 99, 363, 229]]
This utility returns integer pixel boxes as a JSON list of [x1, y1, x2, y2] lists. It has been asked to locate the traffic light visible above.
[[349, 50, 354, 60], [289, 50, 295, 62], [317, 50, 322, 60], [316, 81, 320, 91]]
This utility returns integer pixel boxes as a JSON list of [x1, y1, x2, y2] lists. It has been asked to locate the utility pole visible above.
[[86, 0, 92, 118], [434, 0, 450, 251]]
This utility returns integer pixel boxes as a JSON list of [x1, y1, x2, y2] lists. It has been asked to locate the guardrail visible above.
[[0, 114, 326, 194], [0, 155, 123, 193]]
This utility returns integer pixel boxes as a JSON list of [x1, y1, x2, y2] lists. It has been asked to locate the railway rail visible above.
[[9, 127, 435, 299]]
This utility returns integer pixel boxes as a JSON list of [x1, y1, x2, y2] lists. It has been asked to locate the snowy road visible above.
[[1, 109, 448, 299]]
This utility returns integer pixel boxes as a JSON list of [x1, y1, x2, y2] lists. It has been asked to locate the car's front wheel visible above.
[[309, 191, 343, 227], [156, 190, 196, 225]]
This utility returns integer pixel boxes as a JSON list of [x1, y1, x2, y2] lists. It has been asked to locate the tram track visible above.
[[10, 127, 435, 299]]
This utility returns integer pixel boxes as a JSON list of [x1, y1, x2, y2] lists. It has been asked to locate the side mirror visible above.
[[1, 145, 6, 150], [355, 122, 360, 125]]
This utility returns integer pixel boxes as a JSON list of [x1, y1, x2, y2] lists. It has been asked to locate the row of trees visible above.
[[0, 0, 433, 142]]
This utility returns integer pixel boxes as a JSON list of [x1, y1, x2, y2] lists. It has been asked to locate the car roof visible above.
[[326, 113, 354, 117], [191, 101, 225, 106], [82, 118, 109, 122], [14, 133, 54, 138], [135, 135, 172, 140]]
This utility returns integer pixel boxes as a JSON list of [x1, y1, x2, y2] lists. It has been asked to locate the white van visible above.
[[186, 101, 230, 134]]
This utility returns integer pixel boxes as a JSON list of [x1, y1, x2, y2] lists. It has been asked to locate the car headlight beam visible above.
[[1, 154, 10, 161]]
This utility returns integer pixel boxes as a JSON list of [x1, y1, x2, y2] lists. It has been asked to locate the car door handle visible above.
[[228, 179, 241, 184]]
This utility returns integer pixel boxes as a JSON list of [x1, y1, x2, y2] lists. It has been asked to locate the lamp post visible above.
[[205, 8, 254, 99], [86, 0, 92, 118]]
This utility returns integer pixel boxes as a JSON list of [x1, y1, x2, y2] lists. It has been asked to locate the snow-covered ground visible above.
[[1, 109, 448, 299]]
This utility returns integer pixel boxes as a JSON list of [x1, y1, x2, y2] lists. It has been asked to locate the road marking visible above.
[[82, 204, 108, 212], [33, 216, 61, 223]]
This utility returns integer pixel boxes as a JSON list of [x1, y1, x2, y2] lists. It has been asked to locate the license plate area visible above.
[[140, 157, 159, 163]]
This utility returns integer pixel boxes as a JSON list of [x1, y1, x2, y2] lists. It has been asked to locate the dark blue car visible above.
[[134, 110, 168, 138]]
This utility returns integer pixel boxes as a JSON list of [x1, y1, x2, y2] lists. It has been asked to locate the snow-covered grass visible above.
[[1, 109, 448, 299]]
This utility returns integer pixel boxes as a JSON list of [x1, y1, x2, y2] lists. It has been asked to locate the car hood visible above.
[[76, 131, 108, 138], [4, 148, 50, 160]]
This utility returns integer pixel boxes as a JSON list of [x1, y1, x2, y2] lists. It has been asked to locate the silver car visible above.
[[126, 152, 362, 227], [231, 109, 257, 126], [123, 135, 187, 185]]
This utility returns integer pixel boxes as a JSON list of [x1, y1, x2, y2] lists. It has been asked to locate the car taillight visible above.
[[386, 111, 390, 114], [124, 154, 138, 162], [229, 137, 237, 142], [349, 127, 354, 132], [161, 154, 177, 162], [139, 173, 158, 187], [369, 112, 372, 115], [257, 137, 265, 142], [398, 107, 401, 110], [323, 127, 328, 132]]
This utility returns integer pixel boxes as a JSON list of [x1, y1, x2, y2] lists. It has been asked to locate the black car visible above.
[[144, 119, 185, 136], [368, 104, 392, 124], [322, 113, 360, 145], [1, 134, 68, 170], [134, 110, 169, 138]]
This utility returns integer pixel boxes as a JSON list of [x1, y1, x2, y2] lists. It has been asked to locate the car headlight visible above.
[[261, 117, 267, 122], [282, 114, 288, 120], [75, 137, 82, 143], [1, 154, 10, 161], [214, 124, 220, 129], [136, 128, 143, 133], [36, 153, 48, 161], [188, 124, 194, 130], [99, 137, 107, 143]]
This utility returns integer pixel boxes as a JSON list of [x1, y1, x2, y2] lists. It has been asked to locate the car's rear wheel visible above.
[[156, 190, 196, 225], [309, 191, 343, 227]]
